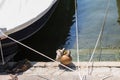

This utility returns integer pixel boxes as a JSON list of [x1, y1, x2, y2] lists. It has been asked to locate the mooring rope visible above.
[[75, 0, 80, 68], [0, 38, 5, 65], [75, 0, 79, 66], [75, 0, 83, 80], [87, 0, 110, 75], [0, 30, 76, 72]]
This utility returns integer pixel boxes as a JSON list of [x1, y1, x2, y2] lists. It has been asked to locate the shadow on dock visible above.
[[59, 63, 76, 71]]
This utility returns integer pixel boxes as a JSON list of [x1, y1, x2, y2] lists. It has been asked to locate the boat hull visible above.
[[0, 0, 59, 64]]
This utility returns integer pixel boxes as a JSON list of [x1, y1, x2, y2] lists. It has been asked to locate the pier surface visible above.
[[0, 62, 120, 80]]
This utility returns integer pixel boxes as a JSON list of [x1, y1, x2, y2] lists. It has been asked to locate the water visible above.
[[15, 0, 120, 61]]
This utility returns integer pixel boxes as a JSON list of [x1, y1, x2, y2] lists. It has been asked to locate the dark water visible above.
[[14, 0, 120, 62], [14, 0, 75, 61]]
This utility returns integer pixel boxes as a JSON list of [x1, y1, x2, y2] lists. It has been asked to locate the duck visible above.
[[60, 50, 72, 65], [55, 48, 65, 61], [56, 48, 72, 65]]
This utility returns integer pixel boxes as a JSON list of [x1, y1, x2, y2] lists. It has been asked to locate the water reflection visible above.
[[14, 0, 120, 62], [116, 0, 120, 22], [72, 0, 120, 61], [14, 0, 75, 61]]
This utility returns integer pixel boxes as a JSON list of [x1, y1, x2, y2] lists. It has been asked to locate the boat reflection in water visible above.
[[15, 0, 75, 61]]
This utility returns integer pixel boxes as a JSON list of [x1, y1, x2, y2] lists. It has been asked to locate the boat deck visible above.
[[0, 62, 120, 80]]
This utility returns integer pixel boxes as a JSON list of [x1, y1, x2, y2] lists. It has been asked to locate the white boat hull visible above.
[[0, 0, 59, 64]]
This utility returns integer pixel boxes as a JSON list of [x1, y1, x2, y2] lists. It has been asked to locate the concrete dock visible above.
[[0, 62, 120, 80]]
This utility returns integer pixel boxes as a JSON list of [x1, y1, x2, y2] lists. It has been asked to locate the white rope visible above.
[[88, 0, 110, 75], [0, 38, 5, 65], [89, 0, 110, 63], [75, 0, 80, 67], [100, 74, 112, 80], [75, 0, 83, 80], [0, 30, 76, 72]]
